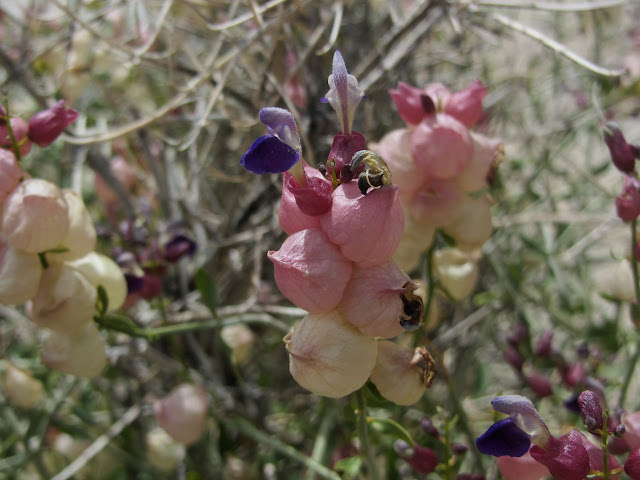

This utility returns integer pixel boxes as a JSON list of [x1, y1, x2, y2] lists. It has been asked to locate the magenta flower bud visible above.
[[325, 131, 366, 182], [444, 80, 487, 128], [27, 100, 78, 147], [389, 82, 429, 125], [410, 113, 473, 180], [268, 228, 352, 313], [278, 170, 323, 235], [529, 432, 590, 480], [321, 182, 404, 267], [0, 116, 32, 157], [154, 384, 208, 445], [0, 149, 25, 207], [616, 175, 640, 222], [283, 163, 332, 217], [534, 330, 553, 357], [571, 429, 621, 476], [526, 370, 553, 398], [626, 446, 640, 480], [338, 260, 410, 338], [603, 122, 635, 173], [578, 390, 604, 432], [504, 346, 524, 371], [420, 417, 440, 437], [497, 451, 550, 480]]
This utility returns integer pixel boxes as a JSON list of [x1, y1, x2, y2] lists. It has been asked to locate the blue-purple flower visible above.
[[240, 107, 301, 174]]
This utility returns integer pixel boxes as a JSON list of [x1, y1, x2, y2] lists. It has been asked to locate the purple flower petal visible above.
[[241, 134, 300, 174], [163, 234, 197, 263], [259, 107, 300, 151], [491, 395, 551, 446], [476, 418, 531, 457]]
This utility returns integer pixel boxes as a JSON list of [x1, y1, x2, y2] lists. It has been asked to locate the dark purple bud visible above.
[[240, 134, 299, 174], [529, 433, 590, 480], [604, 122, 636, 173], [475, 418, 531, 457], [615, 424, 626, 436], [576, 342, 589, 359], [163, 234, 197, 263], [577, 390, 604, 432], [506, 322, 528, 346], [125, 273, 145, 294], [456, 475, 485, 480], [401, 444, 439, 475], [563, 394, 581, 414], [632, 144, 640, 159], [616, 175, 640, 222], [420, 417, 440, 437], [504, 346, 524, 371], [138, 274, 163, 300], [625, 446, 640, 480], [534, 330, 553, 357], [526, 370, 553, 398], [451, 443, 468, 454], [28, 100, 78, 147]]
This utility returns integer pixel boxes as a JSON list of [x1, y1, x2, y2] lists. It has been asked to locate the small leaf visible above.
[[334, 456, 362, 479], [195, 268, 218, 315], [95, 313, 143, 337], [96, 285, 109, 316]]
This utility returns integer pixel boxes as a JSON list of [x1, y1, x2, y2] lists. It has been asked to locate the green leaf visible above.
[[96, 285, 109, 316], [95, 313, 144, 337], [195, 268, 218, 315], [334, 455, 362, 479]]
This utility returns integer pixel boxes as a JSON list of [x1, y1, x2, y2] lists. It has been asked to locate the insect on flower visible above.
[[350, 150, 393, 195]]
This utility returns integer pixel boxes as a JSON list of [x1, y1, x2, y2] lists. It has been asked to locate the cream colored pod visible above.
[[2, 178, 70, 254], [154, 384, 209, 446], [69, 252, 127, 311], [370, 341, 428, 405], [220, 324, 255, 365], [48, 190, 97, 262], [3, 363, 44, 409], [443, 194, 493, 251], [392, 215, 436, 272], [433, 247, 479, 301], [40, 323, 107, 378], [284, 310, 378, 398], [30, 263, 96, 334], [591, 260, 636, 303], [145, 426, 185, 473], [0, 235, 42, 305]]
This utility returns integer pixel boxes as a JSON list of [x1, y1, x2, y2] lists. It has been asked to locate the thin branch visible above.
[[472, 6, 626, 78], [466, 0, 626, 12]]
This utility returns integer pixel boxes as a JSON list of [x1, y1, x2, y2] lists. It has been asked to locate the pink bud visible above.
[[41, 322, 107, 378], [268, 228, 352, 313], [369, 128, 427, 204], [398, 443, 439, 475], [616, 175, 640, 222], [0, 235, 42, 304], [2, 178, 70, 253], [389, 82, 429, 125], [534, 330, 553, 357], [604, 122, 635, 173], [525, 370, 553, 398], [504, 346, 524, 371], [409, 179, 464, 228], [622, 412, 640, 450], [578, 390, 604, 432], [0, 117, 31, 157], [563, 363, 585, 388], [0, 149, 25, 206], [321, 182, 404, 267], [154, 384, 209, 445], [455, 132, 503, 193], [626, 446, 640, 480], [497, 451, 550, 480], [27, 100, 78, 147], [410, 114, 473, 181], [529, 432, 590, 480], [30, 263, 97, 334], [338, 260, 410, 338], [444, 80, 487, 128], [284, 309, 378, 398]]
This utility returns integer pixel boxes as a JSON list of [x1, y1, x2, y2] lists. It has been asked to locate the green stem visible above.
[[422, 237, 439, 324], [221, 415, 341, 480], [443, 417, 452, 480], [619, 219, 640, 409], [304, 399, 335, 480], [2, 96, 22, 162], [355, 389, 381, 480], [601, 411, 610, 480]]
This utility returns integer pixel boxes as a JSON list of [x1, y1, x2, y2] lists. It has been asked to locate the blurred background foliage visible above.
[[0, 0, 640, 478]]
